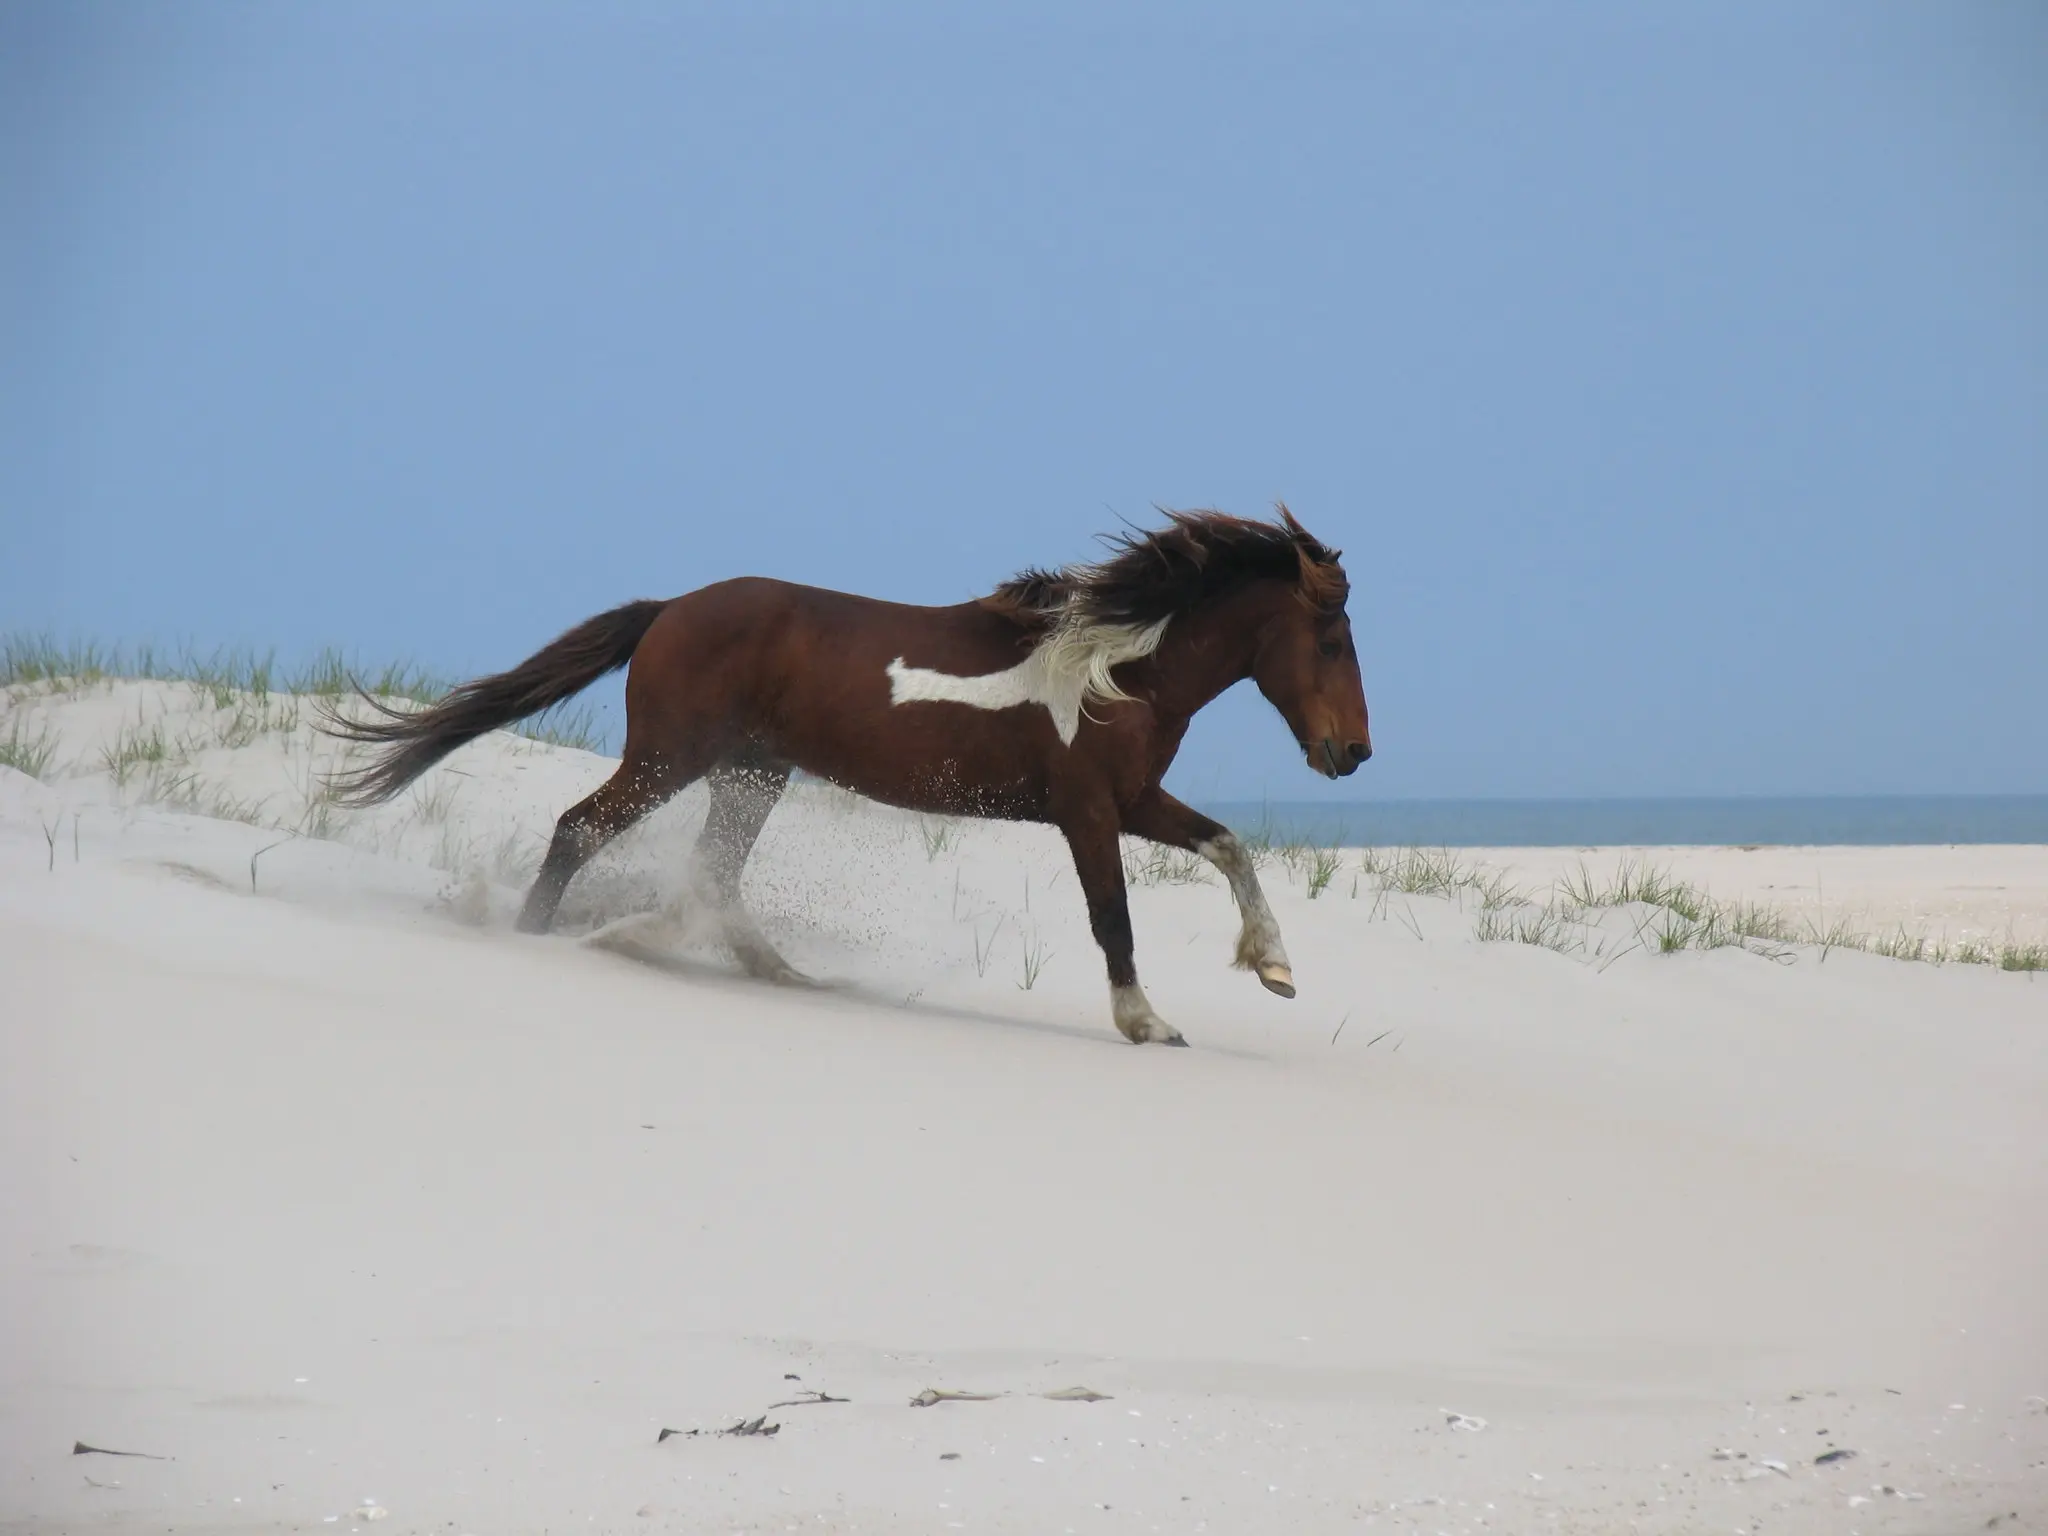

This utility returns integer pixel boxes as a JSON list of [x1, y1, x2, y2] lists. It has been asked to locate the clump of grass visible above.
[[971, 914, 1004, 978], [100, 719, 176, 787], [515, 700, 605, 752], [408, 773, 461, 824], [1720, 899, 1799, 945], [1123, 842, 1212, 886], [1359, 846, 1504, 903], [1867, 925, 1928, 963], [1556, 857, 1714, 920], [1305, 846, 1343, 899], [0, 715, 59, 778], [177, 646, 277, 707], [1473, 901, 1584, 955], [917, 815, 959, 861], [2, 635, 121, 690], [284, 648, 448, 703], [1993, 940, 2048, 972], [1639, 901, 1794, 962], [1369, 845, 1437, 894], [1018, 929, 1053, 990], [1236, 815, 1279, 871], [300, 790, 341, 841], [207, 693, 303, 749], [141, 766, 276, 828]]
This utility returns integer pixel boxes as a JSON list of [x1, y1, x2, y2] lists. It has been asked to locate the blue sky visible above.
[[4, 3, 2042, 801]]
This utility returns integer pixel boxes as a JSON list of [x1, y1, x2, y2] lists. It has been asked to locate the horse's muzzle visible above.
[[1308, 738, 1372, 778]]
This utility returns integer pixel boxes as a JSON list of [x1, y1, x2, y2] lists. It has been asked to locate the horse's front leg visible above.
[[1056, 799, 1187, 1046], [1121, 788, 1296, 999]]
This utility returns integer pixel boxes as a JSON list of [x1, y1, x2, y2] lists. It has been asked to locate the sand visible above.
[[3, 680, 2045, 1534]]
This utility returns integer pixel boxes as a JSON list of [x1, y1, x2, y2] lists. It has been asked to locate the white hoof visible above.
[[1111, 984, 1188, 1047], [1256, 961, 1296, 999]]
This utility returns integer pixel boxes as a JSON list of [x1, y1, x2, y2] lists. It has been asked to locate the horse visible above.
[[321, 506, 1371, 1046]]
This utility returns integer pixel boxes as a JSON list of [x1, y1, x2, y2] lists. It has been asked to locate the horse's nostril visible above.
[[1348, 741, 1372, 764]]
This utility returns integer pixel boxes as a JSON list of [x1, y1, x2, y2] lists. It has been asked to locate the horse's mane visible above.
[[982, 505, 1348, 632]]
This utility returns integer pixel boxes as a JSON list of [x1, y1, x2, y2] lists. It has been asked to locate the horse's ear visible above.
[[1285, 517, 1348, 612], [1277, 501, 1343, 582]]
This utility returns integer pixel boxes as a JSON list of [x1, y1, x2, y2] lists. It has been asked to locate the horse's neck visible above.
[[1138, 595, 1267, 724]]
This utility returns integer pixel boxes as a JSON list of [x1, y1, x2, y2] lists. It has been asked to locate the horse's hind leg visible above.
[[690, 761, 800, 982], [517, 750, 701, 934]]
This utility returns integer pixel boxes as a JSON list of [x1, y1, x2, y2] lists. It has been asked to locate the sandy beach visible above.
[[3, 681, 2045, 1534]]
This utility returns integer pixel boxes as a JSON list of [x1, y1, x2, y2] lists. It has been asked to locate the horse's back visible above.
[[643, 576, 1024, 674]]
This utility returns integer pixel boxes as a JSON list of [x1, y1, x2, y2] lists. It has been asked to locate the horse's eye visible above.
[[1318, 640, 1341, 659]]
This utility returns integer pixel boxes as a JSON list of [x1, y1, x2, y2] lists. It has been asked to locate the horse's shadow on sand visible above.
[[571, 916, 1269, 1059]]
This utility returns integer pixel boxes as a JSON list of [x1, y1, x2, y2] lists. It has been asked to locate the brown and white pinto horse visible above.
[[324, 507, 1371, 1045]]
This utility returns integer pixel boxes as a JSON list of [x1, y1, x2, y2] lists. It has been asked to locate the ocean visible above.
[[1194, 795, 2048, 848]]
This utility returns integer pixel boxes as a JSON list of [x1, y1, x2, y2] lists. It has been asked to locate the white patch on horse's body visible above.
[[886, 616, 1168, 745], [1196, 832, 1295, 993]]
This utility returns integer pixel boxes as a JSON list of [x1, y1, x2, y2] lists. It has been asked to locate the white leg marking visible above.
[[679, 855, 807, 984], [1110, 982, 1186, 1046], [1196, 833, 1296, 998]]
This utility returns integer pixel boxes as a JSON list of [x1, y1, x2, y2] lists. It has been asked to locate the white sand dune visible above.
[[3, 681, 2045, 1534]]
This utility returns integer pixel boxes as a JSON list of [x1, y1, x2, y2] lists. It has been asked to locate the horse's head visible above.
[[1251, 549, 1371, 780]]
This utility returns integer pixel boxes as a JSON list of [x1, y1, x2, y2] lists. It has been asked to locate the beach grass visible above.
[[3, 632, 452, 705], [0, 716, 59, 779], [2, 630, 619, 757], [1122, 842, 1212, 886], [1435, 850, 2041, 972]]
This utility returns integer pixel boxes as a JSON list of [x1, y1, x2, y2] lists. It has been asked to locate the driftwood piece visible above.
[[910, 1388, 999, 1407], [656, 1417, 780, 1443], [911, 1386, 1112, 1406], [766, 1390, 849, 1410]]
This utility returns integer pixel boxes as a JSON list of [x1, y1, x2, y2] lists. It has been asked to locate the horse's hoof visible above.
[[1257, 962, 1296, 998], [739, 957, 809, 987], [1125, 1026, 1187, 1047], [1111, 986, 1183, 1046]]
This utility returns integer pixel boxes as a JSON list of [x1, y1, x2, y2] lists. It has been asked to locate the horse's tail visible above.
[[318, 598, 669, 807]]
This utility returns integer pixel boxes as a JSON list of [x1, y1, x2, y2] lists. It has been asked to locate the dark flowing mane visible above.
[[983, 505, 1347, 631]]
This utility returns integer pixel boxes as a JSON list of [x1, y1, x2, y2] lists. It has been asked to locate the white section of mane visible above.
[[885, 613, 1169, 745]]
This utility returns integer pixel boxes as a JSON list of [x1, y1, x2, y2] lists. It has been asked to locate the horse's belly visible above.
[[776, 700, 1057, 823]]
